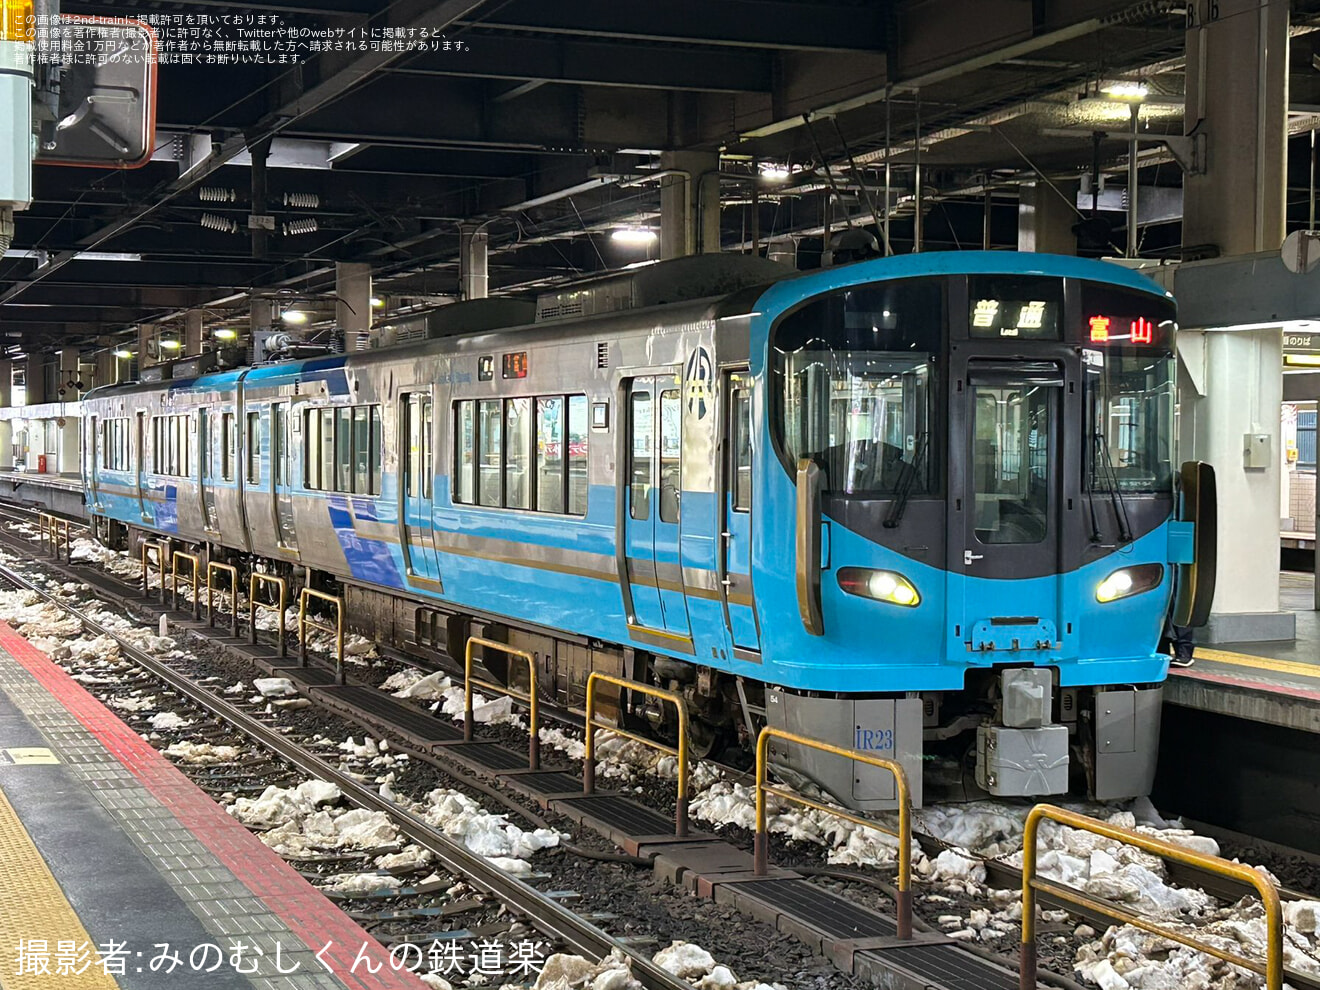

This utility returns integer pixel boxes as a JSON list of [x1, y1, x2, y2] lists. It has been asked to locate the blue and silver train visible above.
[[81, 251, 1214, 809]]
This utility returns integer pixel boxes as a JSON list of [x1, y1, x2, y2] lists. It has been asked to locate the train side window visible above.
[[303, 409, 320, 489], [629, 391, 651, 520], [536, 396, 565, 514], [505, 397, 531, 510], [334, 408, 352, 492], [370, 405, 383, 496], [731, 387, 752, 512], [420, 397, 432, 499], [477, 399, 502, 507], [568, 395, 588, 515], [221, 413, 234, 482], [659, 389, 681, 523], [319, 409, 333, 490], [405, 397, 420, 498], [353, 406, 370, 494], [454, 400, 475, 504], [246, 411, 261, 483]]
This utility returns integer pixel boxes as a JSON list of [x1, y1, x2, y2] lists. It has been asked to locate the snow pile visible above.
[[649, 942, 784, 990], [535, 949, 640, 990], [691, 778, 918, 869], [253, 677, 298, 698], [385, 668, 525, 728], [147, 711, 191, 731], [320, 872, 403, 897], [164, 741, 241, 764], [415, 787, 561, 873]]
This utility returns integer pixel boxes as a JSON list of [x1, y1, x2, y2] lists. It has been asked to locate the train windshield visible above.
[[1080, 283, 1178, 494], [772, 277, 943, 496]]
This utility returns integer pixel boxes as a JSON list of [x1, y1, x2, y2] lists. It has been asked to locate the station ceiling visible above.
[[5, 0, 1320, 353]]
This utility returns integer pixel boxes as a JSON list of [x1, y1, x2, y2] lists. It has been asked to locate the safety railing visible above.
[[247, 572, 287, 658], [463, 637, 540, 769], [298, 588, 345, 683], [38, 513, 70, 562], [171, 551, 201, 618], [1020, 804, 1283, 990], [584, 672, 689, 836], [754, 727, 913, 940], [140, 540, 168, 601], [206, 562, 239, 637]]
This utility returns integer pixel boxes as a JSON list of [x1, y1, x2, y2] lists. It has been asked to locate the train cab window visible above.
[[659, 389, 681, 523], [970, 370, 1057, 545], [772, 277, 942, 497], [505, 397, 531, 510], [731, 387, 752, 512], [246, 411, 261, 483], [536, 397, 565, 514], [629, 391, 652, 520], [477, 399, 502, 507], [568, 395, 588, 515], [454, 400, 475, 504]]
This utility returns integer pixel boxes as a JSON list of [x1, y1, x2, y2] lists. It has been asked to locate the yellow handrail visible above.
[[584, 672, 689, 836], [298, 588, 344, 683], [247, 572, 287, 658], [1020, 804, 1283, 990], [140, 540, 167, 601], [206, 561, 239, 637], [37, 513, 69, 561], [171, 551, 201, 618], [463, 636, 540, 769], [754, 727, 913, 940]]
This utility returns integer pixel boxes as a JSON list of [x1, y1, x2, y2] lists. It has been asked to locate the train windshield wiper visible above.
[[884, 432, 927, 529], [1094, 429, 1133, 544]]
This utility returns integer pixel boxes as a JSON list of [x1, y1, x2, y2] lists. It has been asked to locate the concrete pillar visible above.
[[1017, 179, 1079, 255], [659, 151, 721, 260], [94, 350, 115, 389], [0, 360, 12, 470], [137, 325, 155, 369], [1179, 0, 1291, 642], [24, 354, 46, 405], [184, 310, 204, 356], [459, 224, 489, 300], [336, 262, 372, 352]]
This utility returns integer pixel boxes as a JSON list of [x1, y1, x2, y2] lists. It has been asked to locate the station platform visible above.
[[1169, 573, 1320, 734], [0, 471, 86, 521], [0, 621, 423, 990]]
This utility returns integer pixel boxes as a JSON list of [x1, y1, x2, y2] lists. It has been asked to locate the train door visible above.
[[623, 376, 691, 638], [951, 360, 1063, 654], [85, 415, 99, 509], [719, 371, 760, 653], [134, 410, 149, 521], [270, 401, 298, 550], [199, 408, 219, 534], [401, 390, 441, 588]]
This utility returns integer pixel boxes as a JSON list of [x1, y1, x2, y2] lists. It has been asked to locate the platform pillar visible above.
[[137, 325, 155, 369], [56, 349, 80, 474], [659, 150, 720, 259], [0, 360, 12, 470], [459, 223, 488, 300], [24, 353, 46, 405], [336, 262, 372, 352], [1179, 0, 1293, 642], [184, 309, 204, 356], [1017, 179, 1078, 255]]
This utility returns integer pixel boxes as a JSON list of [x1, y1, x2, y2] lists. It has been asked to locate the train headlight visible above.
[[837, 567, 921, 607], [1095, 564, 1164, 603]]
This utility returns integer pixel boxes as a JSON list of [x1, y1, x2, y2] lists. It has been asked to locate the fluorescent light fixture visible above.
[[370, 297, 384, 308], [759, 163, 792, 181], [611, 228, 657, 246], [281, 310, 309, 324], [158, 339, 182, 351], [1100, 81, 1149, 101], [1285, 354, 1320, 367], [2, 249, 141, 262], [113, 350, 134, 359], [213, 328, 238, 341]]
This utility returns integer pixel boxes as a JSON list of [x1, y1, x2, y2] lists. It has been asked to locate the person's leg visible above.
[[1169, 624, 1195, 666]]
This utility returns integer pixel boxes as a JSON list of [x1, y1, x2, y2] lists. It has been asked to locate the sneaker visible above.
[[1169, 652, 1195, 668]]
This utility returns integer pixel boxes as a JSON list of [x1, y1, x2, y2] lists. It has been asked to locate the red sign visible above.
[[1130, 317, 1153, 344], [1088, 315, 1111, 342]]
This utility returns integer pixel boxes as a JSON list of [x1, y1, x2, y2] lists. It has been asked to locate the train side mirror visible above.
[[1172, 460, 1217, 628]]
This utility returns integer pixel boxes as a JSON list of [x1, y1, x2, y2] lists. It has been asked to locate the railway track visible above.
[[4, 505, 1319, 990], [0, 552, 694, 990]]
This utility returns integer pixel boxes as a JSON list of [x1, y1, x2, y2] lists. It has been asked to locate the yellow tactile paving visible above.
[[1193, 647, 1320, 681], [0, 785, 119, 990]]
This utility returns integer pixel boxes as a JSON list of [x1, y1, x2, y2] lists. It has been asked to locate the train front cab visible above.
[[752, 256, 1216, 810]]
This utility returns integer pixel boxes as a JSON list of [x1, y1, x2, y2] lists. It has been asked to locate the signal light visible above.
[[0, 0, 35, 43]]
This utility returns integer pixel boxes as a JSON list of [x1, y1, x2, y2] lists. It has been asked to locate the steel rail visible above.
[[0, 559, 692, 990]]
